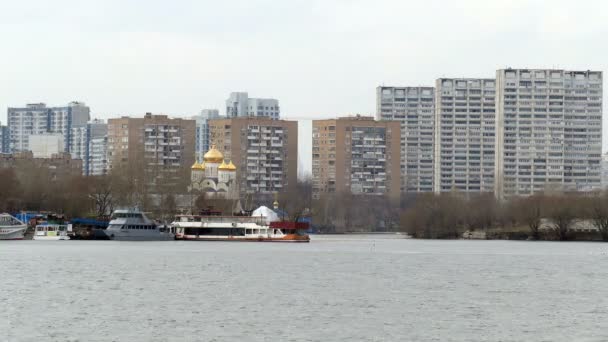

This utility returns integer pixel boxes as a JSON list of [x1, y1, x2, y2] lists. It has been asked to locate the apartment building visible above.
[[434, 78, 496, 193], [88, 136, 108, 176], [70, 119, 108, 175], [0, 122, 8, 153], [193, 109, 221, 162], [208, 117, 297, 194], [495, 69, 603, 197], [226, 92, 280, 119], [376, 86, 435, 193], [108, 113, 195, 188], [7, 102, 90, 153], [312, 116, 401, 200]]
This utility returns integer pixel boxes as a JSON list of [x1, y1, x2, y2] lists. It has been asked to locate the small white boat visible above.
[[33, 224, 71, 241], [0, 213, 27, 240]]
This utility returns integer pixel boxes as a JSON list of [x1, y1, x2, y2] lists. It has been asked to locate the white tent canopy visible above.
[[251, 206, 279, 224]]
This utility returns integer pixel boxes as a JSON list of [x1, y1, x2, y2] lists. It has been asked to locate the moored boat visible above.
[[33, 224, 71, 241], [104, 209, 174, 241], [0, 213, 27, 240], [171, 207, 310, 242]]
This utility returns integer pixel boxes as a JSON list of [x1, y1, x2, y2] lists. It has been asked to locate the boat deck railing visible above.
[[176, 215, 266, 224]]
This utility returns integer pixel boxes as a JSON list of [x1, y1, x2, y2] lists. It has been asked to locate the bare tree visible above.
[[589, 192, 608, 241], [546, 196, 575, 241]]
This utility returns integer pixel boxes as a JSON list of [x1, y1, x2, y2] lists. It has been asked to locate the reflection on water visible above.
[[2, 236, 608, 341]]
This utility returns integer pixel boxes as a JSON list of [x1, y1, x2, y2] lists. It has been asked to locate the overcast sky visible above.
[[1, 0, 607, 173]]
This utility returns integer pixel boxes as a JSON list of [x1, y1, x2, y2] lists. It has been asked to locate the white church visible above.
[[190, 144, 239, 199]]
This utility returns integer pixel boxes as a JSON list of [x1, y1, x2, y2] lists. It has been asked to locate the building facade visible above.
[[194, 109, 221, 163], [495, 69, 603, 197], [226, 92, 280, 119], [208, 117, 297, 194], [0, 122, 8, 153], [7, 102, 90, 153], [107, 113, 195, 189], [0, 151, 83, 178], [376, 86, 435, 193], [312, 116, 401, 200], [29, 134, 64, 158], [89, 136, 108, 176], [434, 78, 496, 193]]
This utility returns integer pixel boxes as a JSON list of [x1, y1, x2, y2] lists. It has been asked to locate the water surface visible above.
[[2, 236, 608, 341]]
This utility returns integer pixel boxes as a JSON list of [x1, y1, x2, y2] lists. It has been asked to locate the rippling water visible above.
[[2, 236, 608, 341]]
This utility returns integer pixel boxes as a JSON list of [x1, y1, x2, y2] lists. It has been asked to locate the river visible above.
[[2, 235, 608, 341]]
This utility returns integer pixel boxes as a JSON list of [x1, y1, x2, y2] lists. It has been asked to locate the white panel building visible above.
[[376, 86, 435, 193], [193, 109, 221, 163], [495, 69, 602, 197], [226, 92, 280, 120], [29, 134, 64, 158], [434, 78, 496, 193]]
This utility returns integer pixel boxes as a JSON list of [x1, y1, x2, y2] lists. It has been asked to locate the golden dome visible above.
[[191, 161, 205, 171], [226, 161, 237, 171], [204, 144, 224, 163], [218, 160, 230, 171]]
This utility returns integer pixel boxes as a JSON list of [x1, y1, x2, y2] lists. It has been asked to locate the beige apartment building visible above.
[[312, 116, 401, 201], [208, 117, 297, 194], [107, 113, 195, 189]]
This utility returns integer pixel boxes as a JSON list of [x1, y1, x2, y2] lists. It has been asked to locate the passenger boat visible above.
[[33, 224, 71, 240], [171, 207, 310, 243], [104, 209, 174, 241], [0, 213, 27, 240]]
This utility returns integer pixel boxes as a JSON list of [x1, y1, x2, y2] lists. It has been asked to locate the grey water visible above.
[[2, 236, 608, 342]]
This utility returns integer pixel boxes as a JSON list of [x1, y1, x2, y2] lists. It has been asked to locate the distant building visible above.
[[434, 78, 496, 193], [208, 117, 297, 194], [7, 102, 90, 153], [495, 69, 603, 197], [193, 109, 221, 163], [0, 151, 83, 179], [376, 86, 435, 193], [601, 153, 608, 190], [190, 144, 238, 199], [312, 116, 401, 201], [0, 122, 8, 153], [70, 119, 108, 175], [226, 92, 280, 119], [88, 136, 108, 176], [107, 113, 195, 190], [28, 134, 64, 158]]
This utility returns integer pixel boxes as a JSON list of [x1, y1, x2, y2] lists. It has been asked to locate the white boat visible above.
[[104, 209, 174, 241], [33, 224, 71, 240], [0, 213, 27, 240]]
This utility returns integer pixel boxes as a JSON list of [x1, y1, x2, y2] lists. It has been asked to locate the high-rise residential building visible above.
[[434, 78, 496, 193], [107, 113, 195, 189], [193, 109, 221, 163], [601, 153, 608, 190], [7, 102, 90, 153], [0, 122, 8, 153], [376, 86, 435, 193], [226, 92, 280, 119], [70, 119, 108, 175], [208, 117, 297, 194], [312, 116, 401, 201], [29, 134, 64, 158], [89, 136, 108, 176], [495, 69, 603, 197]]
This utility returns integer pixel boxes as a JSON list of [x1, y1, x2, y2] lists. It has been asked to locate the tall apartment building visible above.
[[434, 78, 496, 193], [70, 119, 108, 175], [7, 102, 90, 153], [226, 92, 280, 119], [194, 109, 221, 162], [0, 122, 8, 153], [107, 113, 195, 188], [495, 69, 603, 197], [312, 116, 401, 200], [376, 86, 435, 193], [601, 153, 608, 190], [89, 136, 108, 176], [208, 117, 297, 194]]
